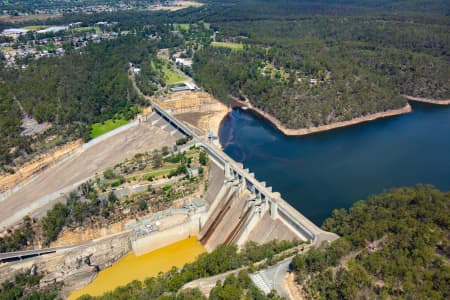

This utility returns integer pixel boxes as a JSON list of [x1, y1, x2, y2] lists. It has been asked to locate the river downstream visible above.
[[219, 102, 450, 225], [68, 237, 205, 299]]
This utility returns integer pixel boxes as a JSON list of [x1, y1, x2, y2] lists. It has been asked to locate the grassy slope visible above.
[[163, 63, 187, 84], [211, 41, 244, 50], [90, 119, 128, 139], [22, 25, 48, 30]]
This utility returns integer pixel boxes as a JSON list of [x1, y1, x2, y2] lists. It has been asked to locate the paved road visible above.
[[250, 257, 293, 298], [0, 245, 79, 263], [0, 121, 177, 229], [0, 231, 131, 263], [182, 267, 246, 297]]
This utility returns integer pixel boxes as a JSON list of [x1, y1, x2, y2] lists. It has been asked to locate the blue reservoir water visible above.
[[219, 103, 450, 226]]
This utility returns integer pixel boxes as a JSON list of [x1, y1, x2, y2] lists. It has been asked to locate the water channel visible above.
[[219, 102, 450, 225]]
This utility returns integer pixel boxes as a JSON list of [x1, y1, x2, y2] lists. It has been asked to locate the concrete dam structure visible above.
[[1, 100, 337, 263], [151, 101, 339, 249]]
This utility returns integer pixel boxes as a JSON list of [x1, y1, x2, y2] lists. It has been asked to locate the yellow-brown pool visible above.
[[68, 237, 205, 299]]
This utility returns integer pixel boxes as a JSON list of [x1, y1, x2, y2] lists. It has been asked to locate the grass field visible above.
[[142, 167, 177, 179], [163, 63, 187, 84], [211, 42, 244, 50], [174, 23, 190, 31], [90, 119, 128, 139], [72, 27, 97, 33], [23, 25, 48, 30]]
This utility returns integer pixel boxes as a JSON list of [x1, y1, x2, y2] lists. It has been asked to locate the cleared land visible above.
[[90, 118, 128, 139], [22, 25, 48, 30], [211, 42, 244, 50], [0, 120, 178, 229], [174, 23, 190, 31], [72, 27, 97, 33], [158, 91, 229, 135], [148, 0, 203, 11], [163, 63, 187, 84]]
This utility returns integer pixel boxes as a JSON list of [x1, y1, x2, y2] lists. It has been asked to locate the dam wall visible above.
[[197, 143, 337, 245], [132, 214, 206, 256], [152, 101, 339, 246]]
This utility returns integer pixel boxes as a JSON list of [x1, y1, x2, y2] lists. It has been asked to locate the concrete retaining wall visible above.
[[132, 215, 206, 256]]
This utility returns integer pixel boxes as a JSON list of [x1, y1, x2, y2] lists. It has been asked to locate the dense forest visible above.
[[193, 13, 450, 129], [0, 26, 184, 171], [291, 185, 450, 299]]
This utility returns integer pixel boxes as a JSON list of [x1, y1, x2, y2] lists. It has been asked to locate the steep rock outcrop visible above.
[[0, 233, 131, 298]]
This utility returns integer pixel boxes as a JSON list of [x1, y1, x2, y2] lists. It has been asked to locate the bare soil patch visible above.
[[157, 91, 229, 135], [147, 1, 203, 11]]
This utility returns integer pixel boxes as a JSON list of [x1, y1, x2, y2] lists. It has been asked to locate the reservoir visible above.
[[68, 237, 205, 299], [219, 102, 450, 225]]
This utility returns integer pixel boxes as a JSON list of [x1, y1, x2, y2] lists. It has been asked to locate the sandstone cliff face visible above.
[[0, 234, 131, 298]]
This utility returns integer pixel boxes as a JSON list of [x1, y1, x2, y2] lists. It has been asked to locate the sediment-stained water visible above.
[[68, 237, 205, 299], [219, 102, 450, 225]]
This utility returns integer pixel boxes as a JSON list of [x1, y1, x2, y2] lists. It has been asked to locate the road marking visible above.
[[250, 272, 272, 294]]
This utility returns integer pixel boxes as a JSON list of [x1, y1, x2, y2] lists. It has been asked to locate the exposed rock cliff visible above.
[[0, 233, 131, 298]]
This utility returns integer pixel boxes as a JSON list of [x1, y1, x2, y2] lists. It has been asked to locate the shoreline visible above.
[[230, 97, 412, 136], [404, 95, 450, 105], [198, 102, 231, 138]]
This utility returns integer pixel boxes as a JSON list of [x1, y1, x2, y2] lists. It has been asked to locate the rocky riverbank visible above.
[[405, 95, 450, 105], [230, 98, 412, 136]]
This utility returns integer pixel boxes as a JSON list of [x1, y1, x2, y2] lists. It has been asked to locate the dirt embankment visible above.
[[404, 95, 450, 105], [285, 272, 305, 300], [50, 222, 126, 248], [158, 91, 230, 136], [231, 97, 412, 136], [0, 140, 82, 192]]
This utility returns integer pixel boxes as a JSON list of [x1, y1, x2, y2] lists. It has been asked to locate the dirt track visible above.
[[0, 121, 177, 230]]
